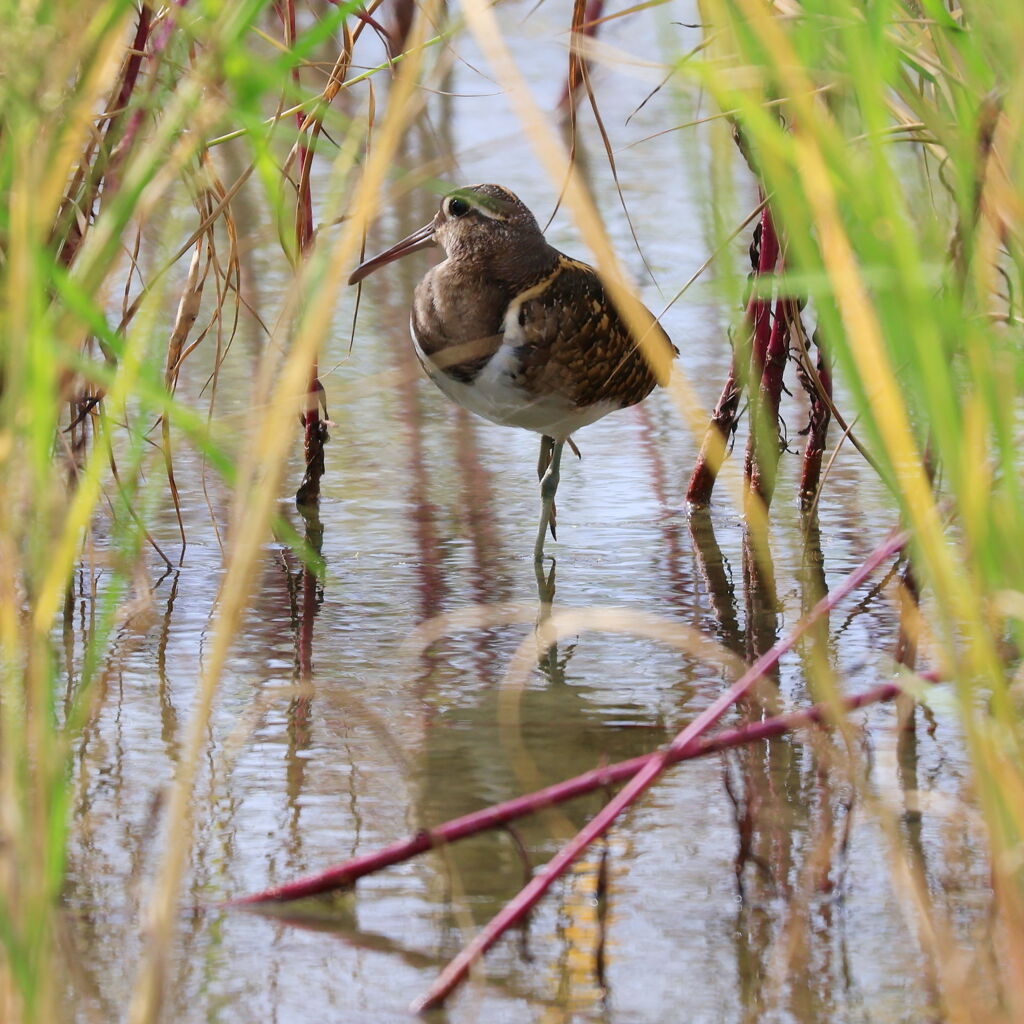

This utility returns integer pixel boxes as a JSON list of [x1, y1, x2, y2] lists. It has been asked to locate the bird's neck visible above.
[[441, 238, 559, 294]]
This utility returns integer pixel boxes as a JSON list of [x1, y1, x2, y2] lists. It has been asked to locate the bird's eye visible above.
[[447, 196, 471, 218]]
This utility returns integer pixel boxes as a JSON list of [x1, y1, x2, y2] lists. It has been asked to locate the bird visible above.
[[349, 184, 675, 562]]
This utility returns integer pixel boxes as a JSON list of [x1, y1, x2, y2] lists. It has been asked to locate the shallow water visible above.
[[59, 5, 992, 1022]]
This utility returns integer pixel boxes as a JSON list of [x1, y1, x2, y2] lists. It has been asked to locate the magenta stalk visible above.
[[411, 528, 909, 1011], [233, 532, 910, 915]]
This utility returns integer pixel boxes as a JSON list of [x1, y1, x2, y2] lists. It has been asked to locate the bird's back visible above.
[[502, 253, 672, 411]]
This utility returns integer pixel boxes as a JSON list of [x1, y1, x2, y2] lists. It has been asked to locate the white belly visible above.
[[410, 320, 618, 440]]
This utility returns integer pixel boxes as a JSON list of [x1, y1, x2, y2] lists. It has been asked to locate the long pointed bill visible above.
[[348, 221, 437, 285]]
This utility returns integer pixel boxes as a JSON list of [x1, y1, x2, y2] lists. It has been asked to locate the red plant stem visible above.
[[559, 0, 605, 111], [799, 331, 833, 505], [151, 0, 190, 52], [687, 203, 780, 505], [297, 144, 322, 506], [748, 208, 781, 376], [410, 527, 908, 1012], [233, 533, 909, 913], [743, 209, 785, 503], [384, 0, 417, 57], [108, 0, 192, 200], [745, 291, 790, 504], [234, 668, 916, 913], [111, 6, 153, 129], [57, 5, 154, 270], [685, 365, 741, 506]]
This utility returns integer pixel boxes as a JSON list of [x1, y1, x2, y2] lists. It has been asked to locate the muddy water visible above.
[[59, 5, 991, 1022]]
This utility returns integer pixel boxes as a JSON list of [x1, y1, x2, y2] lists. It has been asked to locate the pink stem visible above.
[[234, 669, 919, 911], [410, 527, 909, 1011], [799, 331, 833, 506], [745, 291, 790, 503], [687, 203, 780, 505], [231, 536, 911, 995]]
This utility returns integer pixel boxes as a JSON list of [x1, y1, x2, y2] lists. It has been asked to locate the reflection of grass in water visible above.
[[1, 0, 1023, 1019]]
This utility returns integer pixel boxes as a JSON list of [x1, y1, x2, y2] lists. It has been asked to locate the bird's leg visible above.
[[536, 434, 557, 541], [537, 434, 554, 479], [535, 438, 564, 563]]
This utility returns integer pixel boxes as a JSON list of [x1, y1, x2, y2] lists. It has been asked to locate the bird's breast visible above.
[[409, 270, 507, 384]]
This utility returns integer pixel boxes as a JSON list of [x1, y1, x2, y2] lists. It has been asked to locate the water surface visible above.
[[60, 6, 990, 1022]]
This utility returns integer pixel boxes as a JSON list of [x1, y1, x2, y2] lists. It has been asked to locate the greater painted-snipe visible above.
[[349, 184, 675, 562]]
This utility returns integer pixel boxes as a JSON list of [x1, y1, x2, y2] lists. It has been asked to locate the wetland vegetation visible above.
[[1, 0, 1022, 1020]]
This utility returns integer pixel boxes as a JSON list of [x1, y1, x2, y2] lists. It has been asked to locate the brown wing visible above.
[[510, 255, 675, 409]]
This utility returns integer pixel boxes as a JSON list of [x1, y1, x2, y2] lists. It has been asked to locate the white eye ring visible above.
[[446, 196, 471, 218]]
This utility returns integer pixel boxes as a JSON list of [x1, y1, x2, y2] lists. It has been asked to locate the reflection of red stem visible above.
[[298, 563, 316, 689], [689, 512, 743, 656], [396, 366, 446, 620], [455, 409, 505, 607], [634, 404, 688, 594], [687, 204, 780, 505], [235, 532, 909, 913]]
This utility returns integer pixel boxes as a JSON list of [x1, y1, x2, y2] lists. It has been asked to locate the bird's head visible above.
[[348, 184, 549, 285]]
